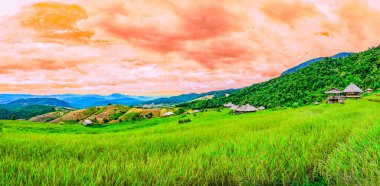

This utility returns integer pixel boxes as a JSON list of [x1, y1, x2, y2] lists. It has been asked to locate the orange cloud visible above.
[[19, 2, 94, 44], [98, 1, 242, 56], [316, 31, 330, 37], [260, 0, 320, 27]]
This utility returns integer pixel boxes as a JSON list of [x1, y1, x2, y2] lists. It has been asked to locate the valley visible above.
[[1, 94, 379, 185]]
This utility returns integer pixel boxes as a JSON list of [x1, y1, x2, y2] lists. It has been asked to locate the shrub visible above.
[[178, 118, 191, 124], [103, 118, 109, 123], [175, 108, 186, 115], [91, 118, 98, 124], [145, 113, 153, 119]]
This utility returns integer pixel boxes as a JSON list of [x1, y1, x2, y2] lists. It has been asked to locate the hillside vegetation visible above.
[[0, 98, 71, 109], [183, 46, 380, 109], [1, 95, 379, 185], [0, 105, 57, 120], [281, 52, 354, 75], [37, 105, 179, 124]]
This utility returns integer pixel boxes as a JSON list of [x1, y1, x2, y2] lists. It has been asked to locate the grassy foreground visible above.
[[1, 98, 380, 185]]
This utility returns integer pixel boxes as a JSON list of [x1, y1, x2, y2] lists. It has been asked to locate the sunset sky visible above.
[[1, 0, 380, 95]]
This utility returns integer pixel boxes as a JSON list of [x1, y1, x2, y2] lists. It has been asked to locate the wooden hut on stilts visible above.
[[343, 83, 363, 99], [325, 88, 344, 103]]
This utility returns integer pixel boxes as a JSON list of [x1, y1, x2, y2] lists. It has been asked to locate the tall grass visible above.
[[1, 98, 379, 185]]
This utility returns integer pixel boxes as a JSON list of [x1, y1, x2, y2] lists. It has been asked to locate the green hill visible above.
[[1, 94, 379, 185], [0, 105, 56, 120], [182, 46, 380, 109], [0, 98, 71, 109]]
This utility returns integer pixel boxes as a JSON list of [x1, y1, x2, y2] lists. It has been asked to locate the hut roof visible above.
[[343, 83, 363, 93], [163, 112, 174, 116], [325, 87, 342, 94], [258, 106, 265, 110], [366, 88, 373, 91], [223, 102, 235, 107], [230, 105, 239, 110], [235, 104, 258, 112], [83, 119, 93, 125]]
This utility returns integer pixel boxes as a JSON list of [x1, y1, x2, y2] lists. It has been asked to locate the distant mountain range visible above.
[[281, 52, 354, 75], [0, 94, 160, 109], [0, 98, 71, 110], [0, 89, 239, 109]]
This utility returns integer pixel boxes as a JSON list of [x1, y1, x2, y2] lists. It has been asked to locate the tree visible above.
[[175, 108, 186, 115], [92, 118, 98, 124], [145, 113, 153, 119], [11, 115, 16, 120]]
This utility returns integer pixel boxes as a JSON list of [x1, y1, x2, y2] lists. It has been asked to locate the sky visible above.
[[0, 0, 380, 96]]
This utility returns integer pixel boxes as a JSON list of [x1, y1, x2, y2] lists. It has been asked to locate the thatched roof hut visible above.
[[83, 119, 93, 126], [325, 88, 342, 94], [235, 104, 258, 113], [365, 88, 373, 93], [258, 106, 265, 110], [343, 83, 363, 93], [163, 112, 174, 117], [224, 102, 236, 108], [230, 105, 239, 110], [325, 88, 344, 103]]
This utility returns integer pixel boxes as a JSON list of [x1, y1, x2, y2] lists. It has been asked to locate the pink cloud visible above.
[[0, 0, 380, 95]]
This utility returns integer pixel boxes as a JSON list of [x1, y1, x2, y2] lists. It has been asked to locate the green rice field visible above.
[[1, 97, 379, 185]]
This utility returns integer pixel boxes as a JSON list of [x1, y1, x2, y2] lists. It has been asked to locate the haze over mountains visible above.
[[0, 89, 239, 109]]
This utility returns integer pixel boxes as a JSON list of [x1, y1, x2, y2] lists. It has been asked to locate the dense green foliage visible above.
[[0, 105, 55, 120], [183, 46, 380, 109], [281, 52, 353, 75], [1, 96, 379, 185]]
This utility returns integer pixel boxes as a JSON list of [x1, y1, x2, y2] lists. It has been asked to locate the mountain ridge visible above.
[[281, 52, 354, 75]]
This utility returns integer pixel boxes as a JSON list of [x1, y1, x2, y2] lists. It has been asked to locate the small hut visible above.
[[83, 119, 93, 126], [163, 112, 174, 117], [343, 83, 363, 98], [223, 102, 235, 108], [258, 106, 265, 110], [235, 104, 258, 114], [325, 87, 344, 103], [365, 88, 373, 93]]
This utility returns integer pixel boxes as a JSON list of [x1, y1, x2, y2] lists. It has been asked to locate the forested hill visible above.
[[281, 52, 354, 75], [182, 46, 380, 109]]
